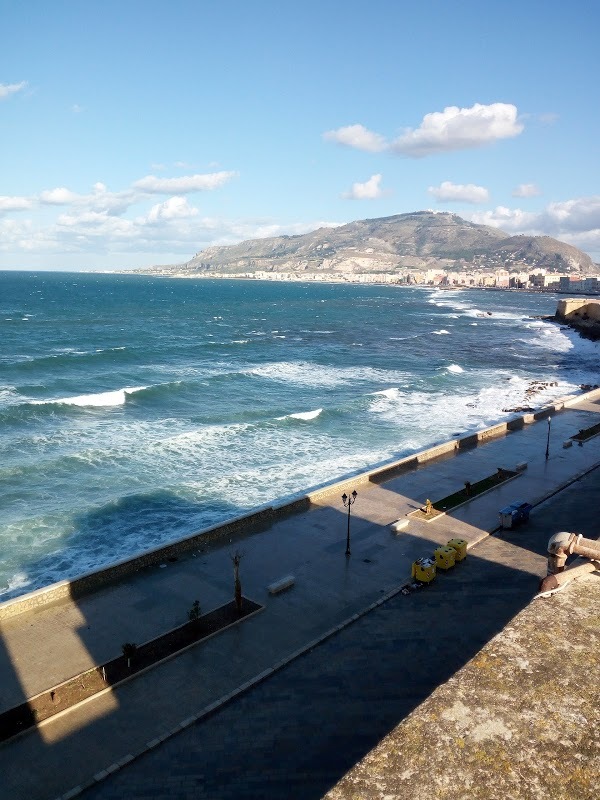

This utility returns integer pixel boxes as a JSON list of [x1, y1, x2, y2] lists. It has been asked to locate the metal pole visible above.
[[346, 502, 351, 556], [545, 416, 551, 460], [342, 490, 357, 557]]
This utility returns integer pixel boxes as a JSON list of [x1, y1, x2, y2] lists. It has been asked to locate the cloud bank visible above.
[[467, 196, 600, 255]]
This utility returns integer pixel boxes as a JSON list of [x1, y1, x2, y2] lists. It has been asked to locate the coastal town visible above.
[[162, 265, 600, 294]]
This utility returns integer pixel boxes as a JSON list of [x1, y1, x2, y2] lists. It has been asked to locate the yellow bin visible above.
[[411, 557, 436, 583], [447, 538, 468, 561], [434, 545, 456, 570]]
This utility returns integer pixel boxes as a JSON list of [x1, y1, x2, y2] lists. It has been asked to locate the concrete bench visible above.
[[516, 461, 528, 471], [267, 575, 295, 595], [390, 519, 409, 533], [563, 439, 573, 448]]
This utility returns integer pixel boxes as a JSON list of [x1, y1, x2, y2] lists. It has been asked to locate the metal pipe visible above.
[[538, 559, 600, 594], [546, 531, 600, 574]]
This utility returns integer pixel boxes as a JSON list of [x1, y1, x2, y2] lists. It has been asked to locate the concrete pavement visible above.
[[0, 393, 599, 800]]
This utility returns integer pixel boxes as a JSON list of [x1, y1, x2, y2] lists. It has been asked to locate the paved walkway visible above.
[[80, 451, 600, 800], [0, 395, 599, 800]]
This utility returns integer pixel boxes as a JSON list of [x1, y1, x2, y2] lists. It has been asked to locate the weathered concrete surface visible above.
[[325, 573, 600, 800]]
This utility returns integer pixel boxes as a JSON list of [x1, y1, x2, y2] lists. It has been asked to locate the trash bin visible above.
[[434, 546, 456, 570], [447, 538, 468, 561], [499, 501, 532, 529], [411, 557, 436, 583]]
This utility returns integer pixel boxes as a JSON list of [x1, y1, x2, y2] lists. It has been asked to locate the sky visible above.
[[1, 0, 599, 270]]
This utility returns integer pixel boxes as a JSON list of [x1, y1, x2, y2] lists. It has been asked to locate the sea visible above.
[[1, 271, 598, 600]]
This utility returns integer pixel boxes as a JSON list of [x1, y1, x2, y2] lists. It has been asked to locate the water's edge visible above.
[[2, 389, 592, 622]]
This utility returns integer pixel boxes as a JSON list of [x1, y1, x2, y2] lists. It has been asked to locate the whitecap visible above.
[[447, 364, 464, 374], [433, 329, 450, 335], [372, 388, 400, 399], [278, 409, 323, 421], [31, 386, 147, 407]]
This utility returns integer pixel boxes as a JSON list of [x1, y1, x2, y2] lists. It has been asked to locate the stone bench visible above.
[[390, 519, 409, 533], [267, 575, 295, 595]]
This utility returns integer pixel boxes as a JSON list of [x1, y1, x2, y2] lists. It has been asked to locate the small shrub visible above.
[[188, 600, 201, 623], [122, 642, 137, 669]]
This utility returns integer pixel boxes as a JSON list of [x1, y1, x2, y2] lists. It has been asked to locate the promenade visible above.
[[0, 393, 599, 800]]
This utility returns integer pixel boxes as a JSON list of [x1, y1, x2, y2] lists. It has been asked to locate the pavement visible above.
[[0, 394, 599, 800]]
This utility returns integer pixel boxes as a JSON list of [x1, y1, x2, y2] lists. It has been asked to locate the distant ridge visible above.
[[145, 211, 595, 276]]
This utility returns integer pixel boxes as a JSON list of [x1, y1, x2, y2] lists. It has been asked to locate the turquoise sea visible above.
[[1, 272, 598, 599]]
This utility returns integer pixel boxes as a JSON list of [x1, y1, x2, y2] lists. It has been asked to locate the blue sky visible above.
[[1, 0, 598, 270]]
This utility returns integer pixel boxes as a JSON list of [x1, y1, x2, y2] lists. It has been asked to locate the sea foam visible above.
[[31, 386, 147, 407]]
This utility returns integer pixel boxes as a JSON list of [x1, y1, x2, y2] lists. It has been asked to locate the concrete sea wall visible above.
[[2, 387, 600, 622]]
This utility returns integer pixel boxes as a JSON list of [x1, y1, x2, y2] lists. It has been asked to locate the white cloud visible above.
[[323, 103, 523, 159], [0, 195, 32, 212], [392, 103, 523, 157], [323, 124, 387, 153], [147, 196, 199, 222], [428, 181, 489, 204], [467, 196, 600, 257], [342, 174, 384, 200], [512, 183, 541, 198], [71, 104, 84, 113], [133, 171, 238, 194], [0, 81, 27, 100], [39, 187, 80, 205]]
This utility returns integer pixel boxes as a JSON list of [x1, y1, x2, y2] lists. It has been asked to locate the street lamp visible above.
[[545, 416, 552, 460], [342, 490, 357, 556]]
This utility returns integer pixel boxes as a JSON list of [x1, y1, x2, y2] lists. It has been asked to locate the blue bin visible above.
[[499, 501, 532, 529]]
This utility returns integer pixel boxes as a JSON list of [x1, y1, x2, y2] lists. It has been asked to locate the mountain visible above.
[[150, 211, 595, 276]]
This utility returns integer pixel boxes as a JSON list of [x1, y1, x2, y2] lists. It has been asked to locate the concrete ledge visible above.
[[267, 575, 295, 595]]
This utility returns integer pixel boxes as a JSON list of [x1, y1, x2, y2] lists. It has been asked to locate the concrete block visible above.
[[390, 518, 409, 533], [267, 574, 295, 594], [563, 439, 573, 448], [516, 462, 528, 471]]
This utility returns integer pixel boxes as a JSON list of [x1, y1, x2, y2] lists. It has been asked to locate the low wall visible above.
[[2, 390, 597, 621]]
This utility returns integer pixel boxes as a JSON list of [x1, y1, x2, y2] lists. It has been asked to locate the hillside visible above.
[[148, 212, 595, 276]]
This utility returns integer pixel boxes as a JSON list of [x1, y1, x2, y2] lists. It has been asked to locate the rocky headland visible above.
[[137, 211, 595, 279]]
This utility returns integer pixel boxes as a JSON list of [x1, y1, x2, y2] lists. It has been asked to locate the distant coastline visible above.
[[116, 269, 600, 298]]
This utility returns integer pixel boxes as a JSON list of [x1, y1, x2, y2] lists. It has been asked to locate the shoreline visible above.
[[2, 386, 598, 620]]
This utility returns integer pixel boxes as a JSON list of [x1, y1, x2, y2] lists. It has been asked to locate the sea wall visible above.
[[556, 298, 600, 339], [2, 388, 600, 621]]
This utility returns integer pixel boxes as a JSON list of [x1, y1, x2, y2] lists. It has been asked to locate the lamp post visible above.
[[342, 490, 357, 556], [545, 416, 552, 461]]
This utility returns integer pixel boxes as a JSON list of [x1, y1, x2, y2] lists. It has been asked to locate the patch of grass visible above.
[[411, 469, 518, 520]]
